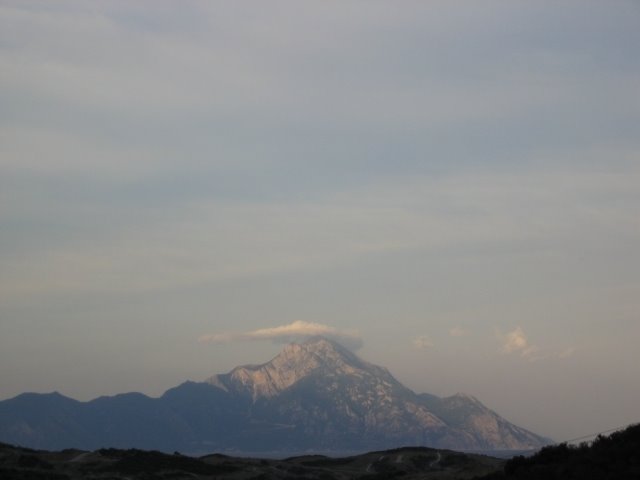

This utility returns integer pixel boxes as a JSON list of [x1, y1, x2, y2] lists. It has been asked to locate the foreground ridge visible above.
[[0, 336, 551, 453], [3, 424, 638, 479], [475, 422, 640, 479], [0, 441, 505, 480]]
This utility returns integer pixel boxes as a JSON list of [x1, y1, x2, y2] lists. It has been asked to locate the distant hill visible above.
[[0, 336, 550, 453], [477, 423, 640, 479], [0, 442, 504, 480]]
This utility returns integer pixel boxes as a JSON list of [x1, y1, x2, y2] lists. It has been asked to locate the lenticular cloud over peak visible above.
[[198, 320, 363, 350]]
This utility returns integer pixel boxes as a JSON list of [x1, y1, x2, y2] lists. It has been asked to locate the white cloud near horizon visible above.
[[412, 335, 434, 349], [500, 327, 539, 359], [499, 327, 576, 362], [198, 320, 363, 350]]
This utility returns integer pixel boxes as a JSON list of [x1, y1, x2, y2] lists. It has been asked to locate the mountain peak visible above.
[[207, 336, 389, 401], [298, 334, 341, 349], [283, 336, 357, 362]]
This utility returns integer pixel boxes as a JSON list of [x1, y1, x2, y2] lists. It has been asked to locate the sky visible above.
[[1, 0, 639, 443]]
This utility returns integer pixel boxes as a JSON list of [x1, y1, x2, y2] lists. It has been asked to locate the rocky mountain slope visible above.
[[0, 337, 550, 453]]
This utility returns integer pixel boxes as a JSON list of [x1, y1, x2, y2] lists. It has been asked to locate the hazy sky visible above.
[[1, 0, 639, 442]]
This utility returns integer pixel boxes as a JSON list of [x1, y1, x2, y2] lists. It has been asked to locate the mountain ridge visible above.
[[0, 336, 551, 453]]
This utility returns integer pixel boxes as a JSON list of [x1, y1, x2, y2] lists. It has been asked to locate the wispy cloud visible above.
[[198, 320, 362, 350], [412, 335, 434, 349], [449, 326, 471, 337], [498, 327, 576, 361], [500, 327, 538, 357]]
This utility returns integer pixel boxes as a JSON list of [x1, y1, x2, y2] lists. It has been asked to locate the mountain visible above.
[[0, 337, 550, 454]]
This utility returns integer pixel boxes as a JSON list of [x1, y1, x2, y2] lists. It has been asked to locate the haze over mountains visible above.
[[0, 337, 549, 454]]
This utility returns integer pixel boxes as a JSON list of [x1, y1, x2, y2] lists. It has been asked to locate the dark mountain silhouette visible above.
[[0, 337, 550, 454]]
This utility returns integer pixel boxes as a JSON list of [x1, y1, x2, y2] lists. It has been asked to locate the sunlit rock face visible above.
[[0, 337, 551, 453], [209, 337, 401, 400], [208, 338, 366, 399]]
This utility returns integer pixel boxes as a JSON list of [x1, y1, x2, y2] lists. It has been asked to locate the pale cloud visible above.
[[412, 335, 434, 350], [499, 327, 540, 359], [501, 327, 530, 353], [198, 320, 362, 350], [449, 326, 471, 337], [499, 327, 577, 362]]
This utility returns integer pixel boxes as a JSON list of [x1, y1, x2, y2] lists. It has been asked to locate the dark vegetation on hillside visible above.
[[0, 442, 501, 479], [1, 423, 638, 479], [477, 423, 640, 480]]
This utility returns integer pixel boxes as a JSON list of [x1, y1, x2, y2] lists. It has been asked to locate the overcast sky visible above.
[[1, 0, 639, 442]]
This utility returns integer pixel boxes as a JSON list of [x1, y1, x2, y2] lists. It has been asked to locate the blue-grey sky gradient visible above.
[[1, 0, 639, 442]]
